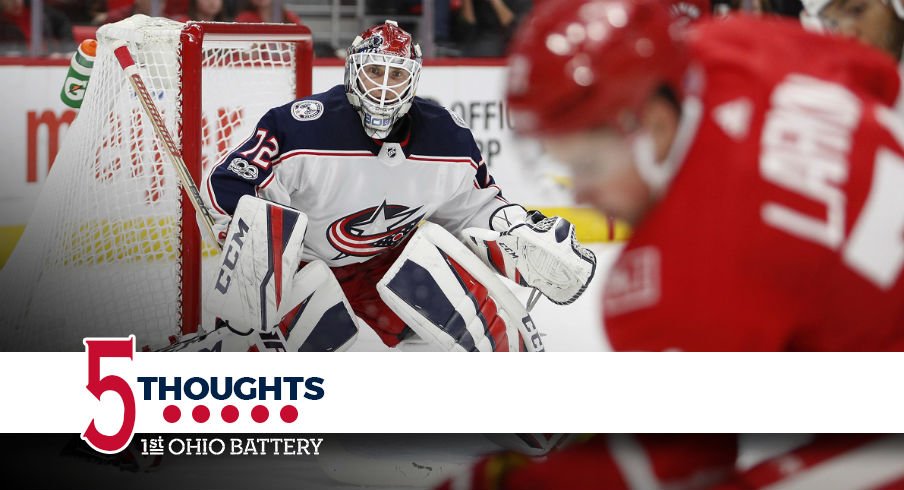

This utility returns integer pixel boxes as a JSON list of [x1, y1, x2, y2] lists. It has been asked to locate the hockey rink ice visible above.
[[15, 433, 813, 489], [4, 243, 626, 488], [0, 243, 819, 488]]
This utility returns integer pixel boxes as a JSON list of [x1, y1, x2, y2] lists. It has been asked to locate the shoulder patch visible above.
[[446, 108, 470, 129], [291, 100, 324, 121], [227, 157, 259, 180]]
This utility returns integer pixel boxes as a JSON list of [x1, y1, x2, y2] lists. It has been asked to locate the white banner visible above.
[[0, 63, 571, 229], [0, 65, 71, 227], [3, 350, 904, 441]]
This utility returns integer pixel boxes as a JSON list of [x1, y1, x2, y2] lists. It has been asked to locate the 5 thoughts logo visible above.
[[81, 336, 326, 454]]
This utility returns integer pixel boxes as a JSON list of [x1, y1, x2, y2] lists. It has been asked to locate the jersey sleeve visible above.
[[429, 137, 525, 236], [713, 435, 904, 489], [201, 108, 288, 240]]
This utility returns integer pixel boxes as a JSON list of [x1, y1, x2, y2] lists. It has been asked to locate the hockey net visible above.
[[0, 15, 312, 350]]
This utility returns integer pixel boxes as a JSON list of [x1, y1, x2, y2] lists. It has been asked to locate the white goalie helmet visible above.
[[344, 20, 423, 139]]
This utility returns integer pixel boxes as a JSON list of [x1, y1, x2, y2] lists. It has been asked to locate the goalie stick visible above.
[[111, 41, 221, 248]]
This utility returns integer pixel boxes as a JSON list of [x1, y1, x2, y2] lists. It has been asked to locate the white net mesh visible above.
[[0, 15, 303, 350]]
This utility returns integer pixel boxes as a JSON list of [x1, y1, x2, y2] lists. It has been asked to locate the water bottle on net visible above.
[[60, 39, 97, 109]]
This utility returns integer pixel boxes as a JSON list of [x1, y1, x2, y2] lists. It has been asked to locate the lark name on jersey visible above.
[[760, 74, 861, 249]]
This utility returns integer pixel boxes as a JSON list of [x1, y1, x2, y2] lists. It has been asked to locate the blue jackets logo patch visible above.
[[327, 201, 425, 258]]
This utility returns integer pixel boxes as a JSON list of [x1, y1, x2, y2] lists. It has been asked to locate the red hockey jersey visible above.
[[604, 17, 904, 352], [437, 15, 904, 490]]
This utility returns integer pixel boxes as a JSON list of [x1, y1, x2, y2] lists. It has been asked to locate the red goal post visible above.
[[179, 22, 313, 338], [0, 17, 313, 351]]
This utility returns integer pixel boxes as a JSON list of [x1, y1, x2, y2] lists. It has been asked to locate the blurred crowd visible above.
[[0, 0, 302, 55], [0, 0, 810, 58]]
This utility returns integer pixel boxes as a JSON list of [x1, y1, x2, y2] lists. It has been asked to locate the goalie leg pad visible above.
[[377, 222, 544, 352], [205, 195, 307, 334], [276, 260, 359, 352]]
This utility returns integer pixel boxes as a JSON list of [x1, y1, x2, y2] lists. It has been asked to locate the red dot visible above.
[[280, 405, 298, 423], [251, 405, 269, 423], [221, 405, 239, 423], [163, 405, 181, 423], [192, 405, 210, 423]]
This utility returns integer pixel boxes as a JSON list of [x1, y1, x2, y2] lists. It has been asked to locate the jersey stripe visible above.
[[272, 149, 375, 165], [762, 435, 904, 490], [409, 154, 479, 170]]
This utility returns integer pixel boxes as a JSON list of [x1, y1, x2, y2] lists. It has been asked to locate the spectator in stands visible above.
[[454, 0, 530, 56], [220, 0, 237, 18], [234, 0, 300, 24], [172, 0, 229, 22], [94, 0, 132, 25], [760, 0, 803, 17], [399, 0, 456, 48], [0, 0, 27, 44], [48, 0, 94, 24], [1, 0, 73, 51], [711, 0, 740, 15], [92, 0, 160, 25]]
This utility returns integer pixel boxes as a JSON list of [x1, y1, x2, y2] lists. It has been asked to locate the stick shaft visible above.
[[112, 42, 221, 249]]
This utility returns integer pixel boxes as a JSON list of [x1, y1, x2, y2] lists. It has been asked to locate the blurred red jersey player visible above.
[[438, 0, 904, 487], [508, 0, 904, 352]]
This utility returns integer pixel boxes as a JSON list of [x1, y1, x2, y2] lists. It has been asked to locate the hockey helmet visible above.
[[506, 0, 689, 136], [345, 20, 423, 139]]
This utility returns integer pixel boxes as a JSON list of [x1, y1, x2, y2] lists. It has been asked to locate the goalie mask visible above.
[[345, 20, 423, 139]]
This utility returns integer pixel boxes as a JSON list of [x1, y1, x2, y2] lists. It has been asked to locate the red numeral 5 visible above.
[[81, 337, 136, 454]]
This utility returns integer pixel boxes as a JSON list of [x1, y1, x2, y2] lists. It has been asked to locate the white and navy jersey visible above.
[[202, 85, 516, 267]]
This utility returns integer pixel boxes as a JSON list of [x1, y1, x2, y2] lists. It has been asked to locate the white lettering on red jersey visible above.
[[604, 17, 904, 351]]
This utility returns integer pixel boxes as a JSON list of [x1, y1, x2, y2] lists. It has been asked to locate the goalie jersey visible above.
[[202, 85, 514, 267]]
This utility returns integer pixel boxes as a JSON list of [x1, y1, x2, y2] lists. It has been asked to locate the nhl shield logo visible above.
[[291, 100, 324, 121]]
